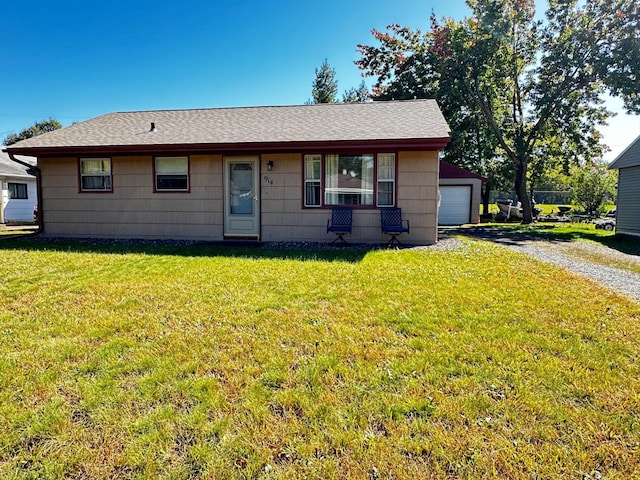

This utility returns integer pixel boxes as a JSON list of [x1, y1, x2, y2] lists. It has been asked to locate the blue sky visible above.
[[1, 0, 638, 160]]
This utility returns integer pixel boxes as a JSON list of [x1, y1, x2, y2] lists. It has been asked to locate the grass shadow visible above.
[[0, 235, 380, 263], [553, 231, 640, 256], [447, 223, 640, 256]]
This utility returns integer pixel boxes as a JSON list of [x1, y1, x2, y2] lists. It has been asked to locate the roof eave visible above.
[[3, 137, 451, 157], [608, 133, 640, 170], [0, 171, 35, 179]]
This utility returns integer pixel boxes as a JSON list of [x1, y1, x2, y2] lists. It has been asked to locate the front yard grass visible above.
[[0, 239, 639, 479]]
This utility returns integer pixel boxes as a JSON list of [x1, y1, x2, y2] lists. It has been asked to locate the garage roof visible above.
[[439, 161, 488, 182]]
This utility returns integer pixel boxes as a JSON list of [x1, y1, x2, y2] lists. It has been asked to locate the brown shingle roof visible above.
[[3, 100, 450, 155], [439, 161, 488, 182]]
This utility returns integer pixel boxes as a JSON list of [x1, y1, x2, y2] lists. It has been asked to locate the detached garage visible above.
[[438, 161, 488, 225]]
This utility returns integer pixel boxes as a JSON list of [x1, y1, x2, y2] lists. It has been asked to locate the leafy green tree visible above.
[[3, 118, 62, 145], [356, 23, 509, 215], [357, 0, 639, 223], [309, 59, 338, 104], [342, 80, 369, 103], [568, 162, 617, 216]]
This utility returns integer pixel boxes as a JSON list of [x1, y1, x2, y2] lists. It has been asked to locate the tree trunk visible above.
[[514, 159, 533, 224], [481, 183, 491, 216]]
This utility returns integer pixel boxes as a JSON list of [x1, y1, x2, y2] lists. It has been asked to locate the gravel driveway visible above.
[[443, 227, 640, 304]]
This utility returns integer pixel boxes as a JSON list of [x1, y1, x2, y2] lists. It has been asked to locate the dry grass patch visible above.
[[561, 244, 640, 275], [0, 239, 638, 479]]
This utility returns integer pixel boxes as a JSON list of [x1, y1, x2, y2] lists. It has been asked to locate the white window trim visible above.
[[304, 155, 322, 207], [376, 153, 396, 207]]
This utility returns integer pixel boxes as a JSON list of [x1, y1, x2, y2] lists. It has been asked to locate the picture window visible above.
[[303, 153, 395, 207]]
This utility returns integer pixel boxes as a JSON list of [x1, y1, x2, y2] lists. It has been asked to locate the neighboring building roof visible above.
[[609, 134, 640, 169], [439, 161, 488, 183], [0, 150, 35, 178], [3, 100, 450, 156]]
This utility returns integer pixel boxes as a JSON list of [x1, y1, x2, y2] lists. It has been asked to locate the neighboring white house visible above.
[[608, 134, 640, 237], [0, 150, 37, 224]]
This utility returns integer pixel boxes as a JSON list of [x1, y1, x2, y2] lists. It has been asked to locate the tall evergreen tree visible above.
[[309, 59, 338, 104], [342, 80, 369, 103]]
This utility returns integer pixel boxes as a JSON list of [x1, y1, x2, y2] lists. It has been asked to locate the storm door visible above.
[[224, 156, 260, 237]]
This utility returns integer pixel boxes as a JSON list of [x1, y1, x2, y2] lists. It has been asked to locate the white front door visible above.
[[224, 156, 260, 237]]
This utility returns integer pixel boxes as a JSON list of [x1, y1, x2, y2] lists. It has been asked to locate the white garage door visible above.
[[439, 185, 472, 225]]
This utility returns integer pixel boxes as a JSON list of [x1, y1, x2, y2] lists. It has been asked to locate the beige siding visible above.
[[39, 150, 440, 244], [616, 166, 640, 237], [40, 155, 223, 240], [260, 153, 345, 242], [259, 151, 438, 244], [396, 151, 439, 244]]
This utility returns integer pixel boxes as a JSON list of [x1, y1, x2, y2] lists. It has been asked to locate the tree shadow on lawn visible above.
[[0, 235, 386, 263], [445, 224, 640, 256]]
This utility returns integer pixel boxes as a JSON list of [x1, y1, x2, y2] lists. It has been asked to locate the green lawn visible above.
[[484, 203, 568, 215], [483, 203, 616, 216], [0, 238, 639, 479]]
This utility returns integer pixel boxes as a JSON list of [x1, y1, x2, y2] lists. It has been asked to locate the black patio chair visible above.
[[327, 207, 353, 244], [380, 207, 410, 246]]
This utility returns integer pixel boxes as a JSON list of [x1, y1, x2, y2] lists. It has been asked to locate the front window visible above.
[[376, 153, 395, 206], [8, 183, 28, 199], [80, 158, 112, 191], [304, 155, 321, 207], [325, 154, 374, 206], [155, 156, 189, 191], [303, 153, 395, 207]]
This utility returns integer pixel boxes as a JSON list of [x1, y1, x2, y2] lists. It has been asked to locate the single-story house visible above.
[[438, 161, 488, 225], [608, 134, 640, 237], [3, 100, 450, 244], [0, 150, 37, 224]]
